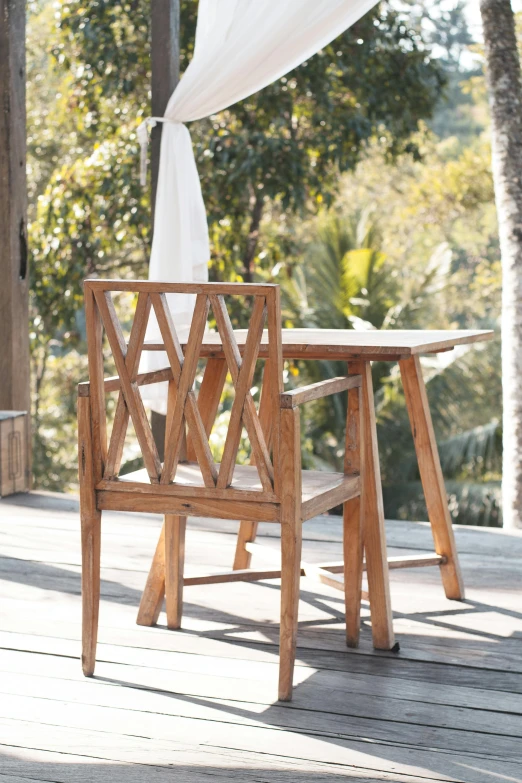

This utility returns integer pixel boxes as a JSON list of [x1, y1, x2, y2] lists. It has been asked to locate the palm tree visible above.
[[282, 208, 503, 524]]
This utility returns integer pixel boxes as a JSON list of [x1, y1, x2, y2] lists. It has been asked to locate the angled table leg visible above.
[[356, 361, 395, 650], [399, 355, 465, 600], [137, 358, 227, 626]]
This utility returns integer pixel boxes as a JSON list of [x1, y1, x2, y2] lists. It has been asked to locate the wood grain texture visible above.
[[151, 293, 216, 487], [83, 286, 107, 484], [266, 287, 284, 498], [233, 360, 274, 570], [77, 395, 100, 676], [359, 362, 395, 651], [104, 292, 151, 479], [300, 475, 360, 521], [278, 406, 303, 701], [96, 490, 279, 523], [215, 296, 269, 489], [164, 515, 186, 630], [158, 294, 212, 486], [400, 355, 465, 600], [88, 279, 279, 295], [143, 327, 494, 360], [210, 294, 273, 493], [0, 411, 30, 496], [344, 366, 364, 648], [280, 375, 361, 408], [0, 0, 30, 421], [94, 289, 161, 483], [2, 491, 522, 783], [186, 358, 227, 462], [136, 521, 166, 627]]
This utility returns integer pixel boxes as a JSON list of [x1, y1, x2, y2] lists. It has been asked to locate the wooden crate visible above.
[[0, 411, 30, 496]]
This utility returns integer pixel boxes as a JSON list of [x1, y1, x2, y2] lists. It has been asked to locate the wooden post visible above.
[[150, 0, 180, 455], [0, 0, 31, 464]]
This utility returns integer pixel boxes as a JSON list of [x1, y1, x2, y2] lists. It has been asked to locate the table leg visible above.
[[399, 355, 465, 600], [233, 360, 274, 570], [136, 521, 166, 626], [356, 361, 395, 650], [136, 358, 227, 626]]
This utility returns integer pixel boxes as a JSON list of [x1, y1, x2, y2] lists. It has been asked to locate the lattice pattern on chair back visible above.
[[83, 281, 283, 498]]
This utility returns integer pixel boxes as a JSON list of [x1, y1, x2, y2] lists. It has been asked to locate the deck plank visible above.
[[1, 493, 522, 783]]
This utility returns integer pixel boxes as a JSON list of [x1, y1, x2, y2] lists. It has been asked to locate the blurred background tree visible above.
[[27, 0, 502, 527]]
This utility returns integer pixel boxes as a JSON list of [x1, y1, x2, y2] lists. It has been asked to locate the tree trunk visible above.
[[242, 193, 264, 283], [150, 0, 180, 460], [480, 0, 522, 529]]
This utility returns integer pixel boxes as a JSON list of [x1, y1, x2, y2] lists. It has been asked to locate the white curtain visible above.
[[143, 0, 378, 411]]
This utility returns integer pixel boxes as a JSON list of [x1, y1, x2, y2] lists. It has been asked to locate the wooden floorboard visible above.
[[1, 492, 522, 782]]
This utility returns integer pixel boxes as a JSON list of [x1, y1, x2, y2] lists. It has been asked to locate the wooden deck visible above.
[[1, 491, 521, 782]]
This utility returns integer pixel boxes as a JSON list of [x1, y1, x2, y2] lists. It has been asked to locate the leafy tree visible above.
[[28, 0, 447, 488], [279, 124, 502, 524], [48, 0, 445, 282]]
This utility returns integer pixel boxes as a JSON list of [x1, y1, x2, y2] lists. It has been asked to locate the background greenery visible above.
[[28, 0, 502, 525]]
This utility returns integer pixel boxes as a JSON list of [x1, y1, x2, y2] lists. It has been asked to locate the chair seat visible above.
[[119, 461, 359, 517]]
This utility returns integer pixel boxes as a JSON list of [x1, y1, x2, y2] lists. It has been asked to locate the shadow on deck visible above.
[[1, 491, 521, 782]]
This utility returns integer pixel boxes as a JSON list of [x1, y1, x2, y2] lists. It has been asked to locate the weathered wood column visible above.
[[150, 0, 180, 457], [0, 0, 30, 419]]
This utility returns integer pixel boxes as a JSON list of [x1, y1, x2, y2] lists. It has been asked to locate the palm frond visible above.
[[437, 419, 501, 478], [383, 480, 502, 527]]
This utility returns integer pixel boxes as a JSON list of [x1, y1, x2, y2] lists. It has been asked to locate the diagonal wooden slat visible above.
[[217, 297, 267, 489], [160, 294, 210, 485], [209, 294, 273, 492], [186, 358, 228, 462], [150, 293, 217, 487], [104, 293, 151, 479], [233, 359, 275, 570], [165, 378, 187, 462], [94, 290, 161, 483]]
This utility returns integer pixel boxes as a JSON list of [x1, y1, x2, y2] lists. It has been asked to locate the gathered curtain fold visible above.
[[149, 0, 378, 294], [143, 0, 378, 412]]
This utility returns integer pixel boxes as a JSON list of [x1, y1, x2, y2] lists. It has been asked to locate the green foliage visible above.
[[28, 0, 446, 490], [279, 120, 501, 524], [383, 480, 502, 527], [27, 0, 501, 527]]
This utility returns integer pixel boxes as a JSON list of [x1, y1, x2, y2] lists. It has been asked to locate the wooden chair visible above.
[[77, 279, 377, 701]]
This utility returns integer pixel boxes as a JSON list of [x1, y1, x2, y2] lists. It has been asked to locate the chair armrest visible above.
[[280, 375, 362, 409]]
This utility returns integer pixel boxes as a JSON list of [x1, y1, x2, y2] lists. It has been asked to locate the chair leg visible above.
[[279, 516, 303, 701], [165, 515, 187, 629], [343, 496, 364, 647], [344, 372, 364, 647], [78, 393, 101, 677], [81, 507, 101, 676], [278, 406, 302, 702]]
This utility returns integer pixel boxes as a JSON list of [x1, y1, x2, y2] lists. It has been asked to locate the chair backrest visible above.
[[82, 280, 284, 499]]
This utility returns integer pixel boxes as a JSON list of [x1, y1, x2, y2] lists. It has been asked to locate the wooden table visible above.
[[138, 328, 494, 650]]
